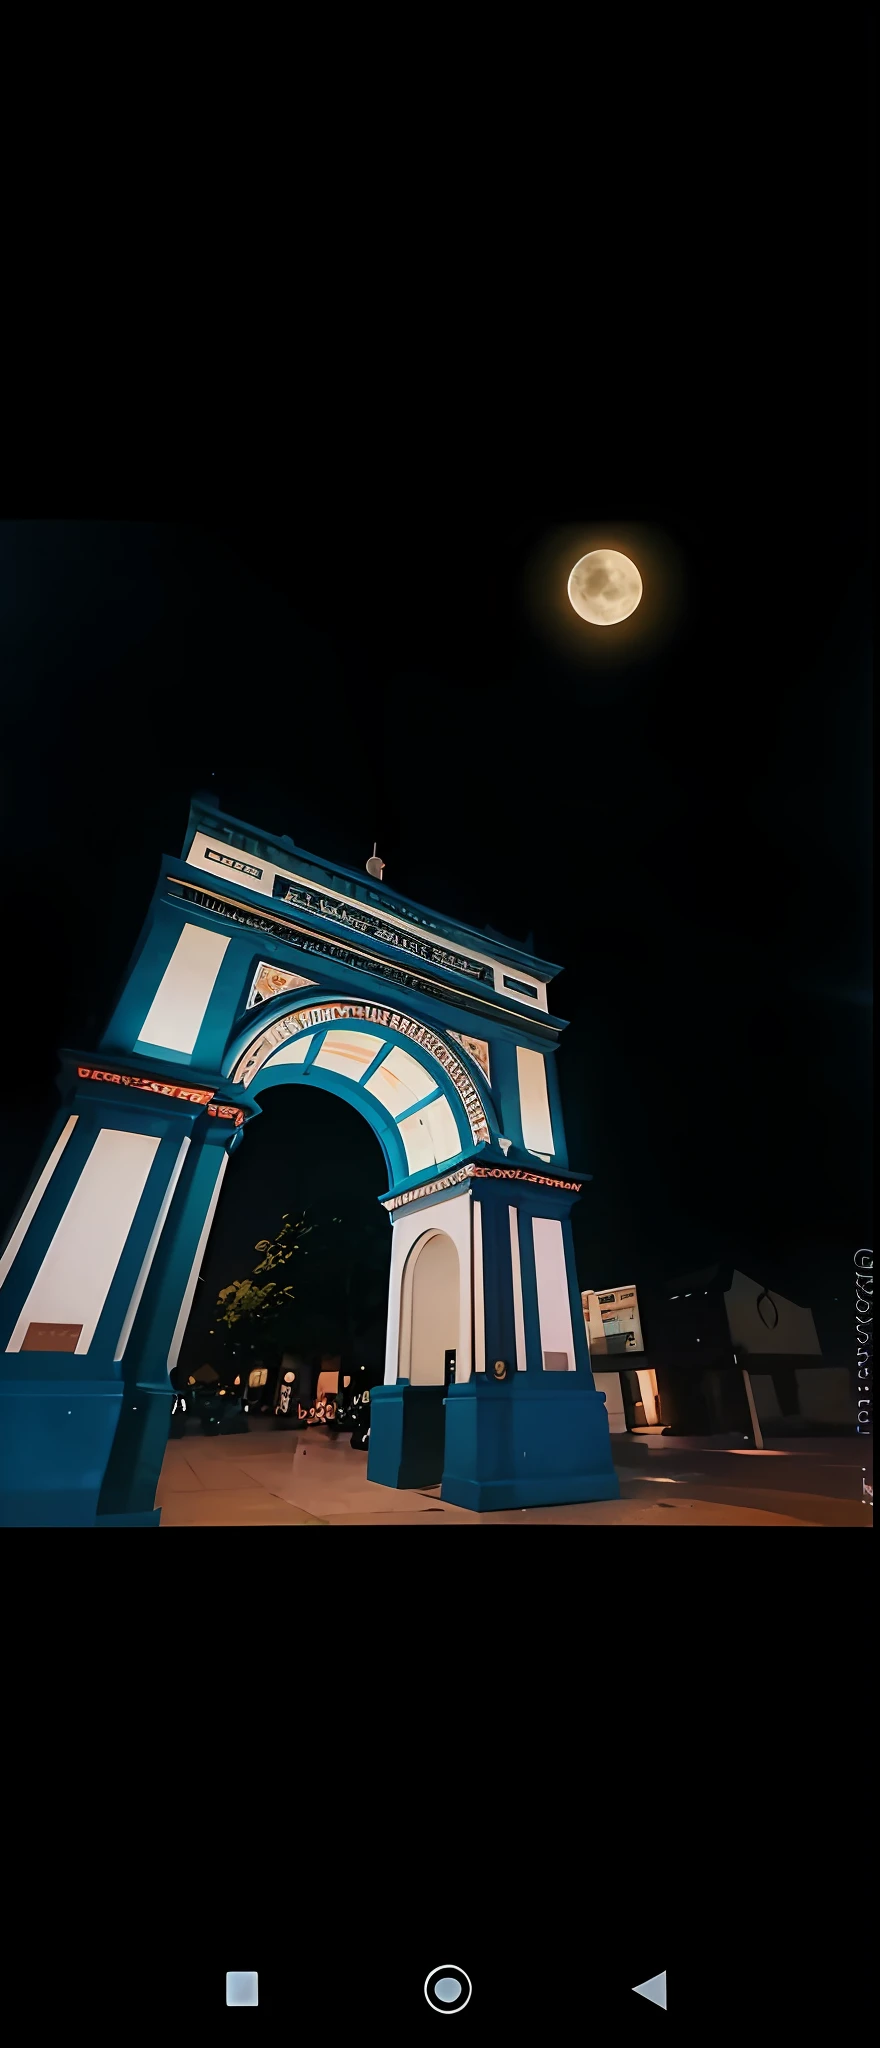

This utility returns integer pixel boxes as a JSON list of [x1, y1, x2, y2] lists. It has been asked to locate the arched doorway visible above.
[[399, 1231, 460, 1386], [0, 794, 619, 1523]]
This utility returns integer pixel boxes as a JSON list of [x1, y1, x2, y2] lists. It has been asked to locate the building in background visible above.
[[582, 1283, 645, 1359], [583, 1268, 847, 1436], [581, 1284, 659, 1433]]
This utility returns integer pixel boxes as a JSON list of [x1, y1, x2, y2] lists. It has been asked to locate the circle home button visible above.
[[424, 1967, 473, 2014]]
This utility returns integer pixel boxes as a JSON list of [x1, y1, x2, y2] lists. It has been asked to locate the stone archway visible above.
[[0, 794, 619, 1524]]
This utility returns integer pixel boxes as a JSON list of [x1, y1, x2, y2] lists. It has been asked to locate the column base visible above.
[[367, 1382, 447, 1490], [0, 1370, 124, 1527], [440, 1375, 620, 1512], [95, 1382, 173, 1518]]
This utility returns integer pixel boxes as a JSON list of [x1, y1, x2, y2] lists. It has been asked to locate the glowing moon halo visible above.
[[567, 549, 642, 626]]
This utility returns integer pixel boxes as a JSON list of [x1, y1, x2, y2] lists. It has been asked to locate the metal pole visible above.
[[737, 1353, 764, 1449]]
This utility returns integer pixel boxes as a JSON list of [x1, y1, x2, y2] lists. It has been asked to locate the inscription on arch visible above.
[[231, 1000, 491, 1145]]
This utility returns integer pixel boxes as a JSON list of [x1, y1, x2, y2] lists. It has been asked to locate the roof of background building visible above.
[[662, 1265, 731, 1298]]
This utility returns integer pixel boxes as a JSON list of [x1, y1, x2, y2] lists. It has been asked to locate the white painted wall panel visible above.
[[139, 923, 230, 1056], [7, 1129, 161, 1354], [473, 1200, 485, 1373], [509, 1206, 527, 1371], [0, 1115, 78, 1292], [516, 1046, 555, 1157], [532, 1214, 576, 1370], [166, 1152, 229, 1375], [114, 1136, 191, 1361]]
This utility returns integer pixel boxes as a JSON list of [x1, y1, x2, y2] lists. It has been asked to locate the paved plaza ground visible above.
[[156, 1417, 871, 1526]]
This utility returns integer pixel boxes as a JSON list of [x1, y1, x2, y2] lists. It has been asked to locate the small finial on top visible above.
[[366, 842, 385, 880]]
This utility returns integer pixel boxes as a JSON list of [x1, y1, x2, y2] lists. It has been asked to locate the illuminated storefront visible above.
[[581, 1285, 660, 1430]]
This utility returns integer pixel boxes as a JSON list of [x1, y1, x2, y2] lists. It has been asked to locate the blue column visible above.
[[560, 1214, 594, 1379], [191, 937, 254, 1068], [440, 1175, 619, 1511], [0, 1075, 224, 1526], [474, 1185, 518, 1374], [0, 1112, 98, 1351], [514, 1200, 544, 1373], [101, 901, 185, 1053], [487, 1039, 524, 1149], [96, 1120, 233, 1522]]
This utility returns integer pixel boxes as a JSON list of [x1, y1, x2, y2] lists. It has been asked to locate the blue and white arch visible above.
[[0, 795, 619, 1523], [225, 995, 496, 1187]]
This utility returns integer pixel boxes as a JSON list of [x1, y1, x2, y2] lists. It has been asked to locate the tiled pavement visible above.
[[156, 1419, 871, 1526]]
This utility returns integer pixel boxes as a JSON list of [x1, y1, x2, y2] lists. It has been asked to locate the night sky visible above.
[[0, 492, 869, 1357], [1, 22, 873, 1365]]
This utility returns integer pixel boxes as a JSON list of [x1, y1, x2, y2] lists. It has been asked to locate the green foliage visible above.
[[210, 1201, 390, 1366], [278, 1199, 390, 1357], [213, 1211, 314, 1340]]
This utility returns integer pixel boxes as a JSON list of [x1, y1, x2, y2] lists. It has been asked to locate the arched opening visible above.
[[399, 1231, 460, 1386], [177, 1080, 389, 1393], [224, 997, 496, 1182], [150, 1005, 489, 1512], [0, 784, 626, 1527]]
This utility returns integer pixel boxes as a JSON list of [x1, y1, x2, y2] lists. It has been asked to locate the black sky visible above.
[[0, 493, 869, 1349], [0, 20, 871, 1357]]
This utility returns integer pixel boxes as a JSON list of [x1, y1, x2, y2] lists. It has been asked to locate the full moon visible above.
[[567, 549, 642, 626]]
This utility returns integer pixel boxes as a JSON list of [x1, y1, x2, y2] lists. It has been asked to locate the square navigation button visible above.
[[226, 1973, 259, 2007]]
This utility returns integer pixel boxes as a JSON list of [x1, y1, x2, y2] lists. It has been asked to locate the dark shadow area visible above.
[[179, 1086, 392, 1390]]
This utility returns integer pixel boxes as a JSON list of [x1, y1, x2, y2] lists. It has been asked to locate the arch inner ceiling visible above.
[[228, 1002, 492, 1179]]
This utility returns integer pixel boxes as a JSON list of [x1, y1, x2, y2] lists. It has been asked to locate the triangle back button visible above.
[[633, 1971, 667, 2011]]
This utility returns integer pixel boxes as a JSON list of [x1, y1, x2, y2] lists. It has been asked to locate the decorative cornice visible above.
[[471, 1166, 584, 1192], [71, 1062, 253, 1125], [273, 879, 494, 986], [381, 1160, 586, 1211], [382, 1165, 473, 1211], [231, 1000, 491, 1146], [76, 1065, 215, 1106], [166, 874, 563, 1038]]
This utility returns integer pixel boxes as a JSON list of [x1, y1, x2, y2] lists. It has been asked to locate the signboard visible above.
[[22, 1322, 82, 1352]]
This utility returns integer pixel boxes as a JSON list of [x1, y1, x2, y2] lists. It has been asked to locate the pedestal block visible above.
[[0, 1359, 125, 1527], [93, 1382, 174, 1525], [440, 1375, 620, 1512], [367, 1381, 447, 1490]]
